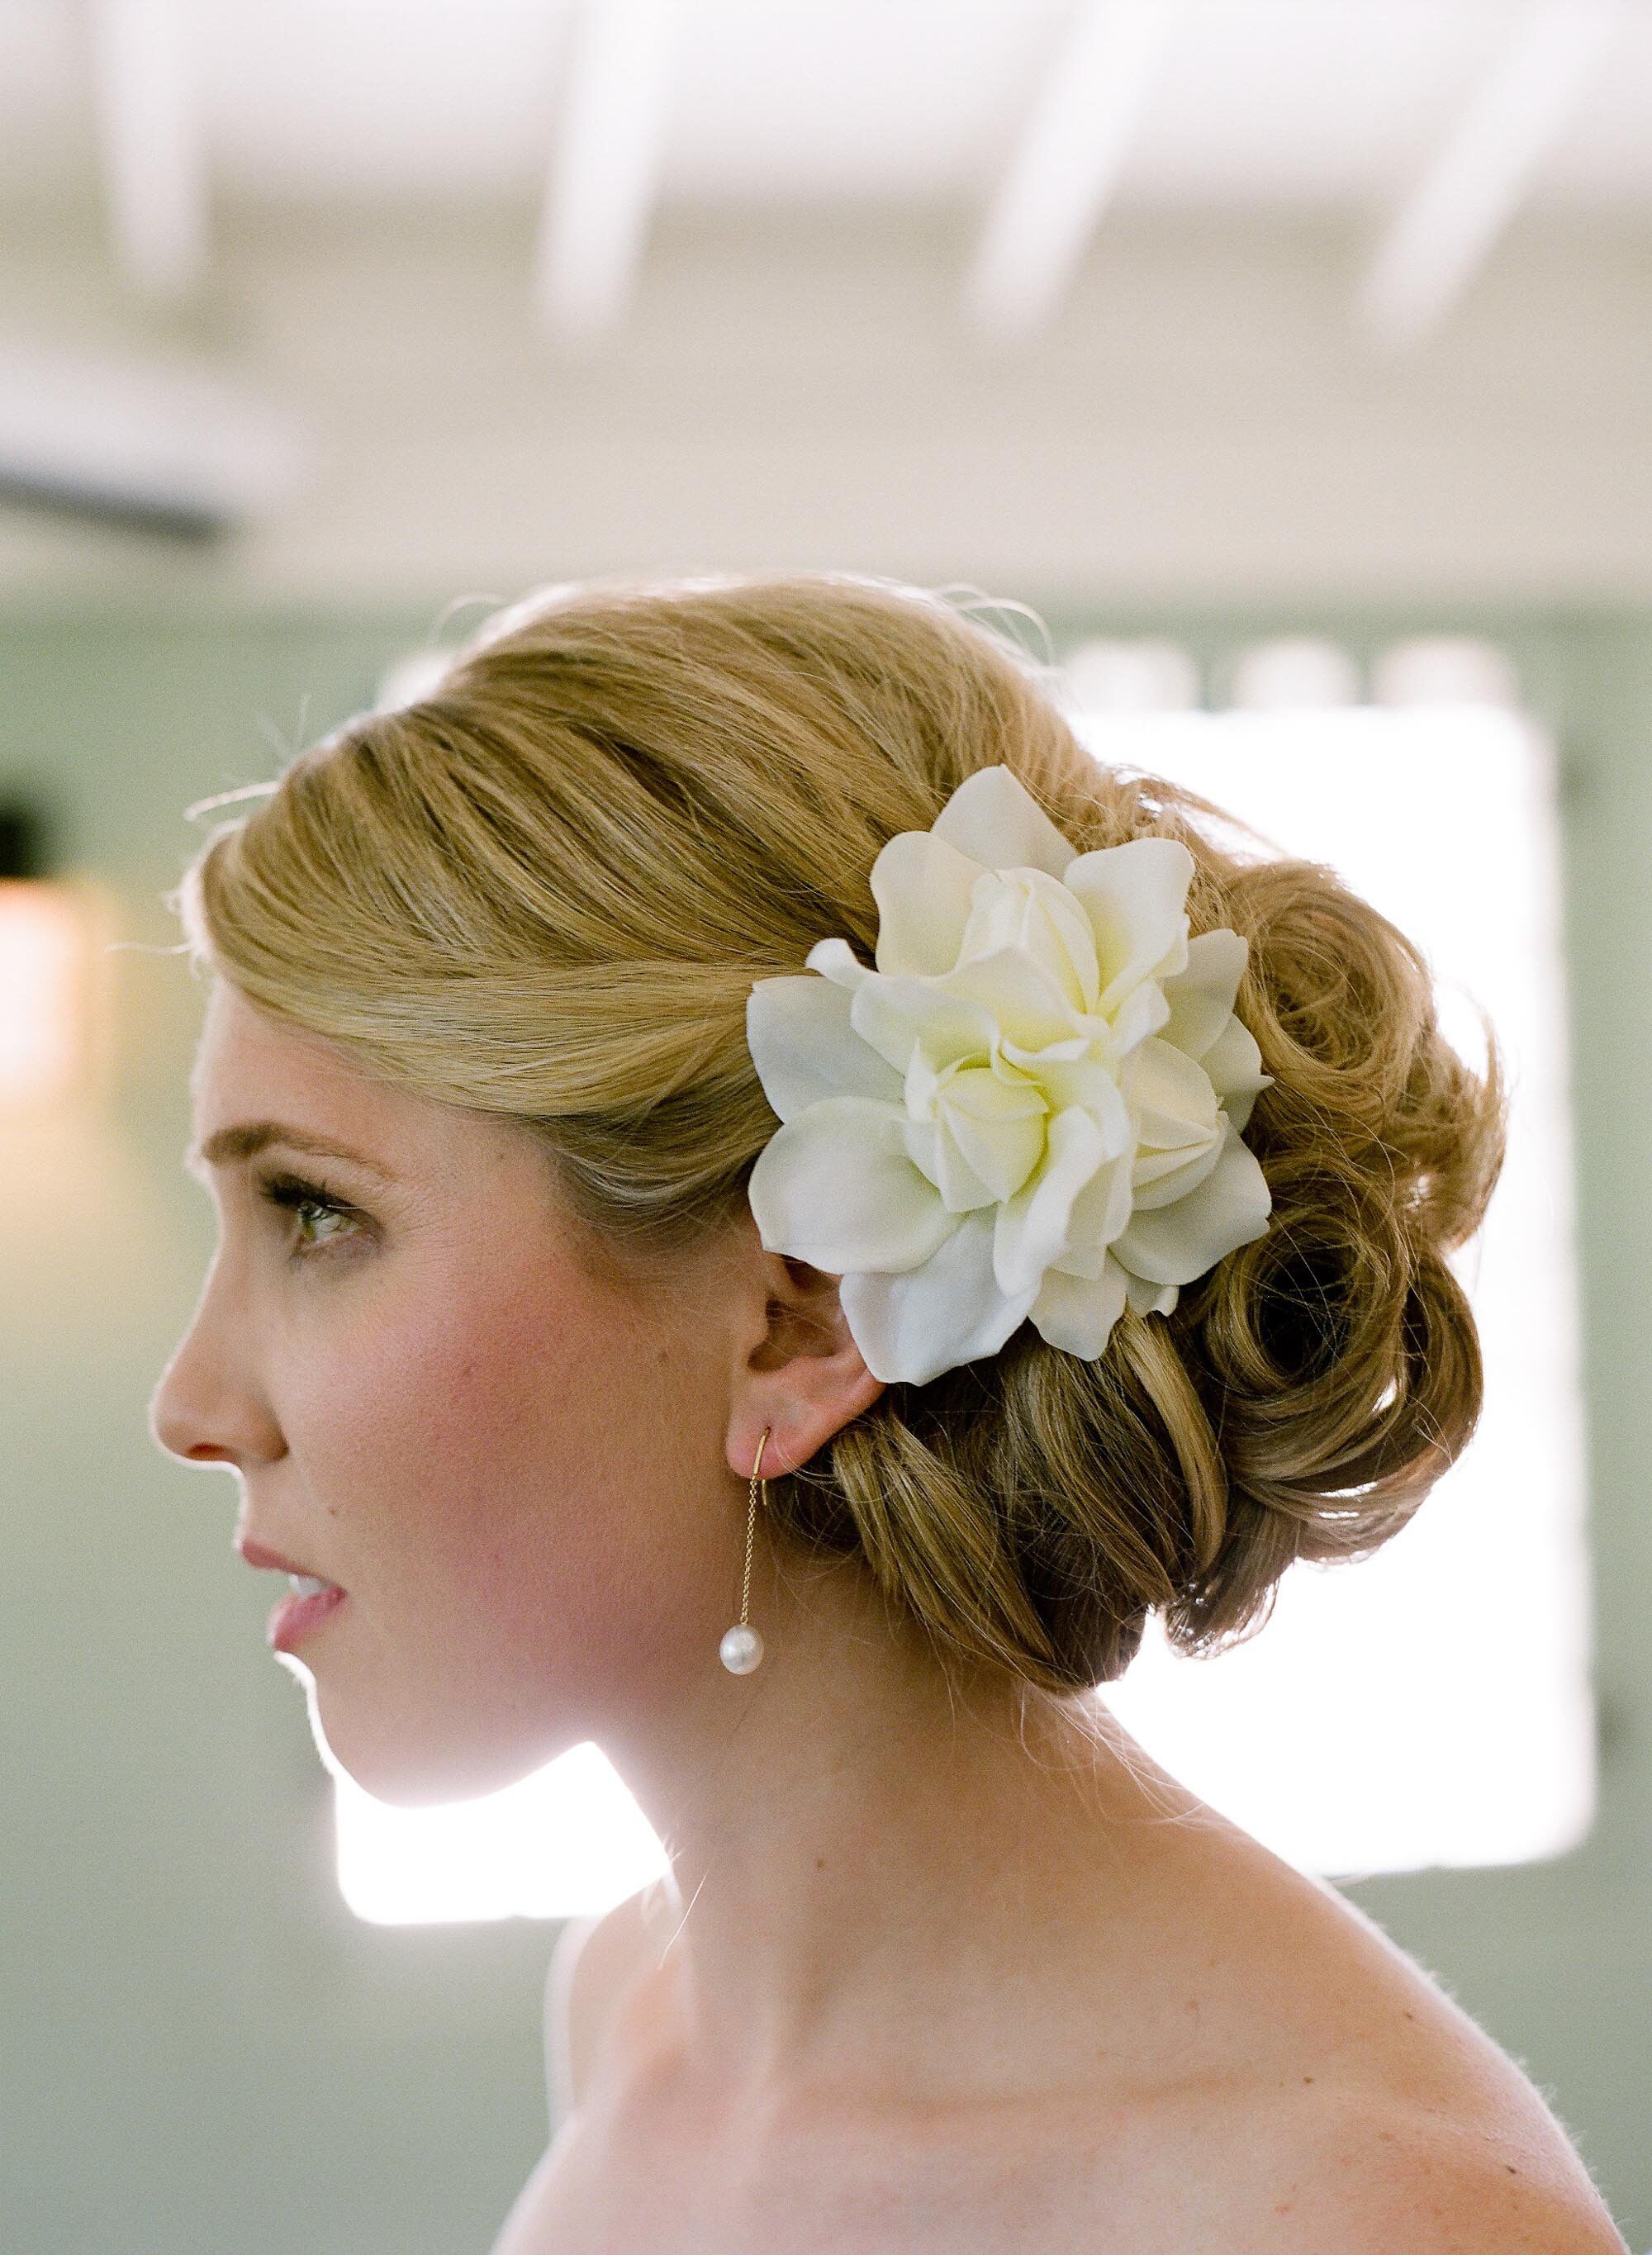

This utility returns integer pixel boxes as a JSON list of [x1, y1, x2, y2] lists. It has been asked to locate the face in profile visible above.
[[150, 980, 746, 1806]]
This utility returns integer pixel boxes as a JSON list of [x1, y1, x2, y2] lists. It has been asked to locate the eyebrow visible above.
[[184, 1122, 397, 1183]]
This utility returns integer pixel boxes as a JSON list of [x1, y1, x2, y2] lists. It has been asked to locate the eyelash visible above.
[[256, 1172, 362, 1258]]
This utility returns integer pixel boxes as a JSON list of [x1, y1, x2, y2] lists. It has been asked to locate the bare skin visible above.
[[154, 983, 1626, 2254], [500, 1705, 1626, 2253]]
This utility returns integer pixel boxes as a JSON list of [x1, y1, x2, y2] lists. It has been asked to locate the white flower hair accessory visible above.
[[744, 766, 1275, 1388]]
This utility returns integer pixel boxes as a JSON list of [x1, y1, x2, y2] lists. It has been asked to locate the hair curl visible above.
[[173, 573, 1507, 1699]]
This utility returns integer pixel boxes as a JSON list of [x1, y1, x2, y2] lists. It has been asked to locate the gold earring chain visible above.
[[738, 1426, 770, 1628]]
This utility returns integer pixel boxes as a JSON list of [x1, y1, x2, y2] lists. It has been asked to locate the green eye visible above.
[[257, 1173, 359, 1256]]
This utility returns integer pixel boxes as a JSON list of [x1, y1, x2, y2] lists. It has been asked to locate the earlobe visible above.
[[729, 1356, 882, 1485]]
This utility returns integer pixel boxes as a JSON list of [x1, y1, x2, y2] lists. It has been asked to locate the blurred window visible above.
[[1082, 697, 1593, 1879]]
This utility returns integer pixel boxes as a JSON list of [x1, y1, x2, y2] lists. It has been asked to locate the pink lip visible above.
[[238, 1536, 339, 1583], [268, 1584, 349, 1653]]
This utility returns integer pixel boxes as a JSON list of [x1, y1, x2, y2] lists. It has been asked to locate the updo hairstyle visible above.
[[173, 575, 1507, 1698]]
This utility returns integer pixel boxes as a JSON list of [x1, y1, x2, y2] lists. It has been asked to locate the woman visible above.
[[150, 575, 1629, 2252]]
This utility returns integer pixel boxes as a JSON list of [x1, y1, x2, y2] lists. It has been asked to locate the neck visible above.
[[598, 1548, 1213, 2126]]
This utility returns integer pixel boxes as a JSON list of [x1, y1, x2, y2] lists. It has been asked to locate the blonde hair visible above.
[[174, 573, 1507, 1698]]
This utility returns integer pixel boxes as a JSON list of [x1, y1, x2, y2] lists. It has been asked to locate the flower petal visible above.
[[852, 974, 999, 1078], [1030, 1260, 1128, 1359], [904, 1054, 1047, 1211], [930, 766, 1075, 880], [870, 831, 985, 977], [1123, 1267, 1180, 1317], [1160, 928, 1249, 1063], [806, 936, 872, 990], [1136, 1136, 1226, 1208], [1201, 1012, 1273, 1132], [1032, 1056, 1133, 1147], [1047, 1147, 1136, 1279], [1104, 979, 1172, 1062], [748, 1097, 956, 1275], [937, 1066, 1048, 1203], [1123, 1037, 1222, 1160], [841, 1211, 1034, 1385], [747, 976, 904, 1123], [1110, 1119, 1273, 1286], [904, 1113, 999, 1213], [957, 868, 1100, 1012], [1132, 1133, 1224, 1211], [993, 1104, 1112, 1298], [938, 947, 1080, 1054], [1064, 837, 1194, 1020]]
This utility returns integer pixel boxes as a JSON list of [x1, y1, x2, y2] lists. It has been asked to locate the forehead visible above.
[[187, 980, 443, 1183], [185, 980, 548, 1194], [183, 988, 654, 1292], [191, 980, 380, 1118]]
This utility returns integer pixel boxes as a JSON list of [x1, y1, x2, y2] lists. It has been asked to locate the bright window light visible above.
[[1087, 703, 1594, 1878], [334, 698, 1593, 1922], [0, 881, 89, 1104], [335, 1740, 667, 1926]]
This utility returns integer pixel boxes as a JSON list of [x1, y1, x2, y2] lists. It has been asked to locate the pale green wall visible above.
[[2, 605, 1645, 2253]]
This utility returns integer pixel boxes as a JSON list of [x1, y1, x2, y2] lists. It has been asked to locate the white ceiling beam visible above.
[[1355, 0, 1625, 353], [963, 0, 1183, 344], [533, 0, 683, 348], [86, 0, 209, 302]]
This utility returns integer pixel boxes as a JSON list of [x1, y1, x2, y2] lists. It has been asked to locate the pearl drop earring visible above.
[[719, 1427, 770, 1674]]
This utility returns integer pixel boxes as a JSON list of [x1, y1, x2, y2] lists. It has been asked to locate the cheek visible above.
[[298, 1247, 733, 1685]]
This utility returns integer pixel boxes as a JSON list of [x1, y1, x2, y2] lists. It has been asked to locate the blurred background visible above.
[[2, 2, 1650, 2249]]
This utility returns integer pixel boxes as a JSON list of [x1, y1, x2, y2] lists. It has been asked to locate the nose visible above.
[[148, 1274, 279, 1472]]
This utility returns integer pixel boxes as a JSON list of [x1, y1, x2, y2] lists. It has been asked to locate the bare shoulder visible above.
[[1112, 1819, 1631, 2253], [1241, 2082, 1631, 2254], [1177, 1857, 1631, 2253], [543, 1881, 672, 2122]]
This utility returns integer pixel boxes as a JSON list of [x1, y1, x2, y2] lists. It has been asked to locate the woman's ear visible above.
[[726, 1254, 884, 1481]]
